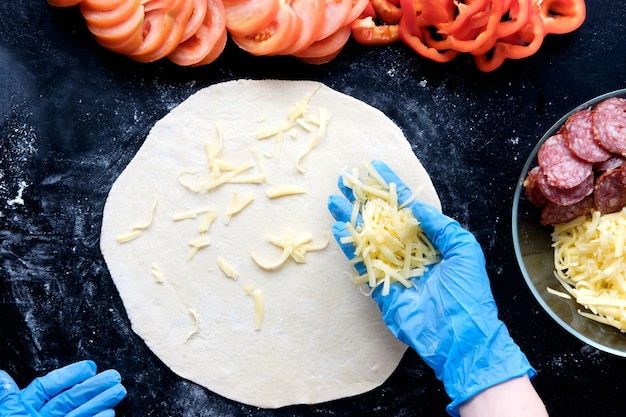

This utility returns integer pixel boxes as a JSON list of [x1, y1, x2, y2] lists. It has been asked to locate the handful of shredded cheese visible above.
[[552, 209, 626, 331], [340, 162, 439, 296]]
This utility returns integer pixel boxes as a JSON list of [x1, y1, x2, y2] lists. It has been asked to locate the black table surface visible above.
[[1, 2, 625, 416]]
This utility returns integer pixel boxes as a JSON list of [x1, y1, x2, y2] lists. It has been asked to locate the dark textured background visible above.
[[1, 1, 625, 416]]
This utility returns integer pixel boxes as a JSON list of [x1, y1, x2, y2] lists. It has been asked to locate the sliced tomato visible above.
[[128, 0, 193, 62], [293, 24, 351, 61], [81, 0, 126, 11], [315, 0, 353, 40], [223, 0, 281, 36], [88, 3, 144, 47], [80, 0, 140, 29], [193, 26, 228, 65], [277, 0, 326, 55], [180, 0, 208, 42], [344, 0, 370, 23], [168, 0, 226, 65], [143, 0, 178, 12], [48, 0, 83, 6], [231, 1, 302, 56], [98, 24, 144, 54]]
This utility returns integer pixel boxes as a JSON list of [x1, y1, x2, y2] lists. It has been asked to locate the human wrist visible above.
[[443, 320, 536, 417], [458, 374, 548, 417]]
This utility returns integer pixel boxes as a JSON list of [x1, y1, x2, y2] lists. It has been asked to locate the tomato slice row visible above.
[[49, 0, 367, 65], [48, 0, 586, 69]]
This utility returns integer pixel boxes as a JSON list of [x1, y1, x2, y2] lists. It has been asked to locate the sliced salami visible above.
[[593, 154, 625, 173], [538, 134, 593, 189], [594, 168, 626, 214], [538, 133, 570, 167], [540, 195, 594, 225], [537, 170, 594, 206], [565, 109, 612, 163], [524, 166, 549, 207], [592, 97, 626, 156]]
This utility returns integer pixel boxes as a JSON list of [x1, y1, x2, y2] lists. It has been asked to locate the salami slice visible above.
[[594, 169, 626, 214], [524, 166, 549, 207], [565, 109, 612, 163], [537, 170, 594, 206], [593, 154, 625, 173], [537, 134, 593, 189], [592, 97, 626, 156], [540, 195, 594, 225]]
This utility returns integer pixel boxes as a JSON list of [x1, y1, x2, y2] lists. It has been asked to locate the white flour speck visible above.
[[7, 180, 28, 206]]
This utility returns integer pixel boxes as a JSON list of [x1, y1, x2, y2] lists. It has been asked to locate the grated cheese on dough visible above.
[[217, 256, 239, 280], [151, 263, 164, 283], [251, 229, 329, 270], [115, 195, 158, 243], [252, 288, 264, 331], [265, 185, 306, 199], [224, 192, 254, 225], [185, 308, 200, 342]]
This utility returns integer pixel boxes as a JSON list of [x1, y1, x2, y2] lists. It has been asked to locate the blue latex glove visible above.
[[328, 160, 536, 417], [0, 360, 126, 417]]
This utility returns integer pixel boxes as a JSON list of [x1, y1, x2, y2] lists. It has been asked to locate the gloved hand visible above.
[[328, 160, 536, 417], [0, 360, 126, 417]]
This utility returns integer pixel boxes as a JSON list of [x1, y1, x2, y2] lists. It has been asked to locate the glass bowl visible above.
[[512, 88, 626, 356]]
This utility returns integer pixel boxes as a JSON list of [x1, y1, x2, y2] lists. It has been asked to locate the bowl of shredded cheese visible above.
[[512, 89, 626, 356]]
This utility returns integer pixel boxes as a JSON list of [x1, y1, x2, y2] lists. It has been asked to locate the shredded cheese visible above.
[[198, 209, 218, 234], [172, 206, 213, 221], [224, 192, 255, 225], [177, 162, 256, 193], [132, 195, 158, 230], [252, 289, 264, 331], [185, 308, 200, 342], [255, 87, 329, 164], [151, 263, 164, 283], [115, 195, 158, 243], [251, 229, 329, 270], [187, 236, 211, 260], [295, 108, 331, 173], [243, 284, 264, 331], [265, 185, 306, 199], [339, 162, 440, 296], [551, 209, 626, 331], [217, 256, 239, 280], [115, 230, 142, 244], [288, 85, 319, 122]]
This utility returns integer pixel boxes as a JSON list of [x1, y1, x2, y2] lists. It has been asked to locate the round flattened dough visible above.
[[101, 79, 441, 408]]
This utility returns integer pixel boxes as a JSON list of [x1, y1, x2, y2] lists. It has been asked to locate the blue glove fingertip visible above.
[[371, 160, 415, 204], [95, 370, 122, 386], [331, 221, 367, 276], [0, 370, 20, 396], [327, 194, 354, 223], [65, 383, 127, 417], [337, 173, 355, 202], [331, 221, 356, 259], [93, 410, 116, 417]]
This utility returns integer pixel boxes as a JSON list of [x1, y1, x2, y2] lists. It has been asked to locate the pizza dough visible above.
[[100, 79, 441, 408]]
